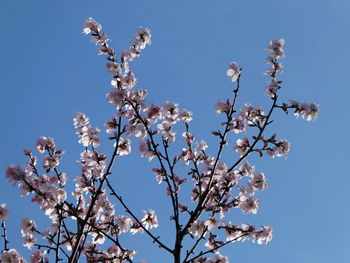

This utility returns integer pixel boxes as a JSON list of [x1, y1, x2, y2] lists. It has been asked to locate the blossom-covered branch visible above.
[[1, 17, 318, 263]]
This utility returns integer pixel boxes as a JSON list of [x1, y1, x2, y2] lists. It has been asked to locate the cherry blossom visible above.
[[83, 17, 102, 34], [117, 137, 131, 156], [116, 215, 133, 233], [226, 62, 241, 82], [266, 39, 285, 59], [204, 217, 220, 232], [214, 99, 231, 115], [233, 138, 250, 156], [275, 138, 291, 159], [138, 140, 155, 161], [207, 253, 229, 263], [0, 203, 9, 222], [5, 164, 25, 186], [239, 196, 260, 214], [141, 210, 159, 229], [1, 249, 26, 263], [189, 220, 206, 237], [289, 100, 319, 121], [35, 136, 55, 154], [30, 250, 47, 263], [265, 79, 281, 98], [253, 225, 272, 244]]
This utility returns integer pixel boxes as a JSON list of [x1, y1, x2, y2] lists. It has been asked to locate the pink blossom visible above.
[[239, 103, 265, 126], [73, 112, 89, 127], [178, 203, 188, 213], [115, 215, 133, 233], [265, 79, 281, 98], [207, 253, 229, 263], [158, 122, 176, 143], [106, 62, 121, 75], [108, 244, 121, 257], [58, 172, 67, 186], [230, 118, 246, 134], [266, 39, 285, 59], [178, 109, 193, 123], [20, 218, 36, 235], [267, 148, 276, 158], [30, 250, 46, 263], [98, 45, 114, 56], [25, 156, 37, 176], [117, 137, 131, 156], [138, 140, 154, 161], [247, 172, 268, 192], [141, 210, 159, 229], [289, 100, 319, 121], [214, 99, 231, 115], [275, 138, 291, 159], [22, 234, 37, 250], [226, 62, 241, 82], [305, 103, 320, 121], [122, 48, 141, 62], [204, 234, 221, 251], [133, 27, 152, 50], [253, 225, 272, 244], [128, 89, 148, 106], [189, 220, 206, 237], [91, 231, 105, 245], [240, 161, 254, 177], [181, 148, 195, 166], [152, 168, 163, 184], [91, 32, 109, 46], [126, 122, 145, 138], [104, 115, 118, 134], [264, 61, 283, 76], [42, 155, 61, 171], [195, 140, 208, 155], [182, 132, 195, 145], [35, 136, 55, 154], [147, 103, 163, 122], [1, 249, 26, 263], [204, 217, 220, 232], [5, 164, 25, 186], [162, 101, 179, 124], [83, 17, 102, 34], [233, 138, 250, 156], [0, 203, 9, 222], [106, 88, 128, 109], [239, 196, 260, 214], [79, 126, 101, 148], [130, 220, 144, 235], [223, 222, 243, 241]]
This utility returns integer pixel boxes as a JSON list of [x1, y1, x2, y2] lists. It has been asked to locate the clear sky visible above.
[[1, 0, 349, 262]]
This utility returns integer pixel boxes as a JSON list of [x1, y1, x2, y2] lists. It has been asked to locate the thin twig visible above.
[[1, 221, 9, 252]]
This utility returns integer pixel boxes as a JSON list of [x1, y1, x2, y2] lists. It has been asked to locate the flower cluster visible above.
[[5, 139, 67, 221], [264, 39, 285, 95], [74, 112, 101, 148], [1, 249, 26, 263], [20, 218, 37, 250], [288, 100, 319, 121]]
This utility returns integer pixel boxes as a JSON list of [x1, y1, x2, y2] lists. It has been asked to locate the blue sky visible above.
[[0, 0, 349, 262]]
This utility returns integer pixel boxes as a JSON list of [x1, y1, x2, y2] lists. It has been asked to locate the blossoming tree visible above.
[[1, 17, 319, 263]]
